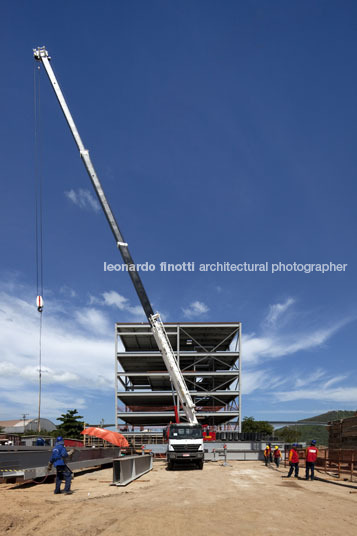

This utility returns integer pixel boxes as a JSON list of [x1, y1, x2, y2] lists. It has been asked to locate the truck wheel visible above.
[[167, 461, 174, 470], [197, 460, 204, 470]]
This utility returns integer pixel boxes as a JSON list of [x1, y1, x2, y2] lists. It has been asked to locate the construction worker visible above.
[[48, 436, 74, 495], [305, 440, 318, 480], [263, 444, 271, 466], [287, 443, 299, 478], [273, 445, 282, 468]]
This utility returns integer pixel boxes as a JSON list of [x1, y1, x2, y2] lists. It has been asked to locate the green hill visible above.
[[275, 410, 356, 446], [299, 410, 356, 424]]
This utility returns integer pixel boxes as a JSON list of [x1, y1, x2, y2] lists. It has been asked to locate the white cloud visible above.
[[102, 290, 129, 310], [275, 386, 357, 403], [242, 370, 287, 395], [60, 285, 77, 298], [271, 371, 355, 404], [65, 188, 100, 213], [182, 301, 209, 318], [1, 279, 355, 419], [0, 388, 87, 420], [265, 297, 295, 327], [241, 370, 270, 395], [323, 376, 347, 389], [0, 287, 115, 419], [243, 317, 351, 366], [0, 362, 79, 384], [257, 409, 324, 416], [295, 368, 326, 388], [75, 307, 111, 335], [238, 298, 356, 407], [91, 290, 146, 320]]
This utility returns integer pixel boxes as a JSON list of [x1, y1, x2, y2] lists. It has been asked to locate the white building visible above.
[[0, 418, 56, 433]]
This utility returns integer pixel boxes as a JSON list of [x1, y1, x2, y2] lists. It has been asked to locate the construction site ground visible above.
[[1, 460, 356, 536]]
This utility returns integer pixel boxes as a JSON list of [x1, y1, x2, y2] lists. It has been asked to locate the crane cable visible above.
[[34, 62, 44, 434]]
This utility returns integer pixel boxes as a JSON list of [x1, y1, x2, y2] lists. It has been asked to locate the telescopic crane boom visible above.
[[33, 46, 198, 425]]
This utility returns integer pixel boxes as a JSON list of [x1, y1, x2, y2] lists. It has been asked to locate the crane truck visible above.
[[33, 47, 204, 470]]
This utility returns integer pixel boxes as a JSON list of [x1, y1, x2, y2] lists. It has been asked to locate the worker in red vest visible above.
[[273, 446, 282, 468], [305, 440, 318, 480], [287, 443, 299, 478]]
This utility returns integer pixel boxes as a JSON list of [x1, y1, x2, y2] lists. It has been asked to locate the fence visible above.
[[284, 447, 357, 482]]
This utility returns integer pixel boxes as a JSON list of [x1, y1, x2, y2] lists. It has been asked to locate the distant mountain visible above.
[[298, 410, 356, 424], [275, 410, 357, 446]]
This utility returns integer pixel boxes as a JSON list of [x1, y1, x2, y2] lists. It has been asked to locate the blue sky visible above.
[[1, 1, 357, 427]]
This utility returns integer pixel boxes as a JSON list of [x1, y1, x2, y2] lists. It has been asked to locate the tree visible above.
[[242, 417, 274, 436], [22, 429, 50, 436], [56, 409, 84, 439], [275, 426, 301, 443]]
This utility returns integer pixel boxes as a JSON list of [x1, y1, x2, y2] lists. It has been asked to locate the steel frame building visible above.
[[115, 322, 241, 430]]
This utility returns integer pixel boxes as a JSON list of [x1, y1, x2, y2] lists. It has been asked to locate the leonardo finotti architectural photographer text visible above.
[[103, 261, 348, 274]]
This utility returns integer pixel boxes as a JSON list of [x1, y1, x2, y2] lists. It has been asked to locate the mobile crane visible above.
[[33, 47, 204, 469]]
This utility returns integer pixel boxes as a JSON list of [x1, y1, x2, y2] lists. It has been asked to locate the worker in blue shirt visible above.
[[48, 436, 73, 495]]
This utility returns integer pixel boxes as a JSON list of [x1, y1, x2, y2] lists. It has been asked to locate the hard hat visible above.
[[311, 439, 316, 445], [56, 436, 63, 442], [292, 443, 298, 447], [274, 446, 279, 449]]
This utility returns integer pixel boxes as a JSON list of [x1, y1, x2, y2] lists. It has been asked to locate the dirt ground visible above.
[[1, 460, 356, 536]]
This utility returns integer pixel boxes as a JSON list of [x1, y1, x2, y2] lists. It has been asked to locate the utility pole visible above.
[[22, 413, 29, 433]]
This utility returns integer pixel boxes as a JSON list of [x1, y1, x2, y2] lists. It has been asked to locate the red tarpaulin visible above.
[[81, 427, 129, 447]]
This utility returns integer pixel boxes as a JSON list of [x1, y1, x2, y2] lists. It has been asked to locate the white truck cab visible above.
[[165, 423, 204, 470]]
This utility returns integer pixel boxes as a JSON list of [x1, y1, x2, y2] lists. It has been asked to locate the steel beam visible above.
[[112, 454, 152, 486]]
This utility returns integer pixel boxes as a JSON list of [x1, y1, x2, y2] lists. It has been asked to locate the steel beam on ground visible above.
[[112, 454, 153, 486], [0, 446, 120, 481]]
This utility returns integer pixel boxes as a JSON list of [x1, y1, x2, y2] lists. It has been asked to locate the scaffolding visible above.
[[115, 322, 241, 430]]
